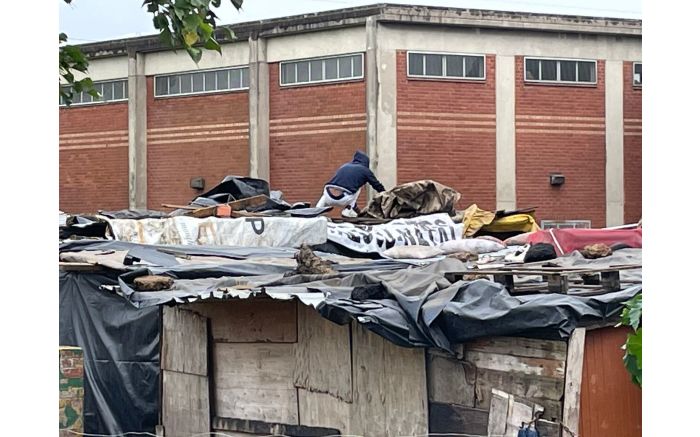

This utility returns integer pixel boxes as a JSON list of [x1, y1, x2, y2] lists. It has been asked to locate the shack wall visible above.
[[427, 336, 567, 436], [185, 298, 428, 436]]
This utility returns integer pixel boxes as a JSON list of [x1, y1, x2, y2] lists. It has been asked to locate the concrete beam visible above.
[[374, 23, 398, 190], [378, 5, 641, 36], [365, 16, 379, 199], [248, 37, 270, 181], [128, 51, 147, 209], [77, 5, 639, 60], [605, 60, 625, 226], [496, 55, 517, 211]]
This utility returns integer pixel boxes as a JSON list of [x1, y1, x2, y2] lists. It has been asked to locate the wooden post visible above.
[[562, 328, 586, 436]]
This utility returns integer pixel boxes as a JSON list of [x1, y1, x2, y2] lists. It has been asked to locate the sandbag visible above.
[[383, 245, 443, 259], [439, 238, 505, 255]]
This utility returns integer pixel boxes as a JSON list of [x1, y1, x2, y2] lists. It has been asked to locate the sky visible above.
[[59, 0, 641, 44]]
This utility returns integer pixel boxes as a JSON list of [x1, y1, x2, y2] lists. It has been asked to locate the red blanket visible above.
[[526, 228, 642, 255]]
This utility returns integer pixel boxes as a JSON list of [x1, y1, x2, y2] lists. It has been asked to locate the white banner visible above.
[[327, 213, 464, 254], [106, 216, 327, 247]]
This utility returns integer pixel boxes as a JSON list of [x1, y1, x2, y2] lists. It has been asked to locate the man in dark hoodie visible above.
[[316, 150, 386, 217]]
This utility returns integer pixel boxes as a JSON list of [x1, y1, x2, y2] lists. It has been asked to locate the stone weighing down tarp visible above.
[[327, 213, 464, 254], [106, 216, 327, 247]]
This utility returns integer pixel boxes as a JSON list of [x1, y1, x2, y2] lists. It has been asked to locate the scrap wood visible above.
[[187, 195, 270, 218], [161, 204, 199, 210]]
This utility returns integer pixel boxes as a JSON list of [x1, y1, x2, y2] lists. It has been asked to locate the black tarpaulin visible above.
[[59, 271, 160, 434]]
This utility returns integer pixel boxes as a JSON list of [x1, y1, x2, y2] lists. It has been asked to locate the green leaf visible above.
[[183, 30, 199, 46], [212, 0, 221, 7], [230, 0, 243, 10], [199, 21, 214, 39], [204, 37, 221, 53], [153, 14, 169, 30], [182, 14, 201, 31], [159, 28, 175, 47], [59, 33, 68, 43], [186, 46, 202, 63]]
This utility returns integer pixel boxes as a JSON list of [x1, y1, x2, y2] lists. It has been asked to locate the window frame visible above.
[[523, 56, 598, 85], [59, 79, 129, 107], [632, 62, 642, 87], [406, 50, 487, 81], [278, 52, 365, 87], [153, 65, 250, 99]]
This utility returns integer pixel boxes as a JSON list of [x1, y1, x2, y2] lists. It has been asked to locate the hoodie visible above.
[[326, 150, 385, 193]]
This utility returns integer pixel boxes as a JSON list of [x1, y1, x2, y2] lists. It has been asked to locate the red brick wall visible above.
[[396, 52, 497, 211], [515, 57, 607, 227], [59, 103, 129, 213], [268, 62, 366, 206], [623, 61, 642, 224], [145, 77, 249, 210]]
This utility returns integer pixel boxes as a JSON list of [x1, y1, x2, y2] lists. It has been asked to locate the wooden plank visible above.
[[188, 195, 270, 218], [488, 389, 548, 437], [537, 419, 563, 437], [467, 336, 568, 361], [298, 388, 350, 435], [562, 328, 586, 437], [213, 343, 298, 424], [186, 299, 297, 343], [466, 350, 566, 379], [474, 368, 564, 420], [350, 322, 429, 437], [294, 303, 352, 401], [161, 307, 207, 376], [487, 389, 510, 437], [162, 370, 209, 437], [213, 416, 341, 436], [426, 352, 476, 406], [58, 262, 105, 271], [428, 403, 488, 435]]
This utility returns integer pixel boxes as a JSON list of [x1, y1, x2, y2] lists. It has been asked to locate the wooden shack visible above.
[[158, 296, 641, 437]]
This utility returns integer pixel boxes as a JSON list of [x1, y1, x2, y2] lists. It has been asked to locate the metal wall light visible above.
[[549, 173, 565, 186], [190, 177, 205, 190]]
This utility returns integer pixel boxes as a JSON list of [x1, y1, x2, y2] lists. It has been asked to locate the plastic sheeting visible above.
[[59, 271, 160, 434], [327, 213, 464, 254], [88, 252, 640, 353], [106, 215, 327, 247]]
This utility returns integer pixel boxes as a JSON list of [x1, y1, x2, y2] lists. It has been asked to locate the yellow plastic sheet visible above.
[[462, 204, 496, 237], [462, 204, 540, 237]]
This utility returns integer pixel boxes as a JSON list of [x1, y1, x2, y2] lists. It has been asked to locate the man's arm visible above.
[[365, 169, 386, 192]]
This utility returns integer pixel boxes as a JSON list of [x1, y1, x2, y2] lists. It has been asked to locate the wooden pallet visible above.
[[451, 264, 641, 295]]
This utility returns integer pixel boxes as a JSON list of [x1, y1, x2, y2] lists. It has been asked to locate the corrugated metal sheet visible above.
[[579, 326, 642, 437]]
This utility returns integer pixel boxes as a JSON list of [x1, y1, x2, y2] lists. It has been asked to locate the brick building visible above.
[[59, 4, 642, 228]]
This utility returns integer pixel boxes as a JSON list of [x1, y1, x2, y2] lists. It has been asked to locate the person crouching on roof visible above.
[[316, 150, 386, 218]]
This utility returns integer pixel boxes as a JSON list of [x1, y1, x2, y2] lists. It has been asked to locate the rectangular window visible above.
[[154, 66, 249, 97], [279, 53, 364, 86], [633, 62, 642, 86], [407, 52, 486, 80], [59, 78, 129, 106], [524, 57, 597, 84], [541, 220, 592, 230]]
